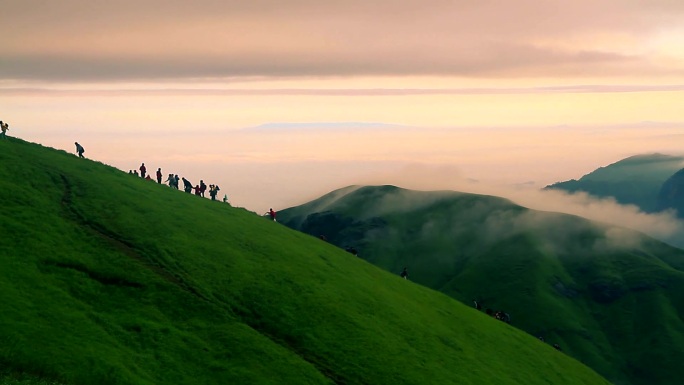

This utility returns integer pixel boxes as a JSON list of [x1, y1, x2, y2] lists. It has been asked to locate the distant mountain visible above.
[[280, 185, 684, 385], [546, 153, 684, 212], [657, 168, 684, 217], [0, 139, 611, 385], [245, 121, 407, 131]]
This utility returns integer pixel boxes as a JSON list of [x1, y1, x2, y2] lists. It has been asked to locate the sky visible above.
[[2, 0, 684, 236]]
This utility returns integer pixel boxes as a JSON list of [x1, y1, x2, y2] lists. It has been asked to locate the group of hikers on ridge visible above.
[[473, 300, 511, 323], [68, 142, 293, 210], [69, 144, 228, 203], [126, 162, 227, 202]]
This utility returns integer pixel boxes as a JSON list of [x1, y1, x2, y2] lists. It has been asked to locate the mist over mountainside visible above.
[[545, 153, 684, 213], [280, 185, 684, 385], [0, 138, 613, 385]]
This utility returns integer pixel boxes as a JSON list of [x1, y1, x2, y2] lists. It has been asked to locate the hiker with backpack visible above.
[[199, 180, 207, 197], [74, 142, 85, 158], [0, 121, 9, 139], [182, 177, 193, 193], [209, 184, 220, 201], [473, 300, 482, 310], [165, 173, 174, 187]]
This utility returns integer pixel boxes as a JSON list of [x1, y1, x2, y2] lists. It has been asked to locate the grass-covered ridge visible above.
[[0, 137, 611, 384], [280, 185, 684, 385]]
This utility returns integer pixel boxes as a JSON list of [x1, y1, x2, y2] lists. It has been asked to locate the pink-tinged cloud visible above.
[[2, 0, 684, 81], [3, 85, 684, 97]]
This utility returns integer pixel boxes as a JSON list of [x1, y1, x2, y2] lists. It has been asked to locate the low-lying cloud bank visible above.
[[357, 164, 684, 248]]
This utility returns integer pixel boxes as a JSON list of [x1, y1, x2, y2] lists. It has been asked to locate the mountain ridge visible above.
[[280, 184, 684, 385], [545, 153, 684, 213]]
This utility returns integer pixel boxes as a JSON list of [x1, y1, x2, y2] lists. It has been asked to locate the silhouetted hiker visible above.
[[145, 174, 152, 181], [209, 184, 220, 201], [553, 344, 562, 351], [345, 246, 358, 257], [400, 267, 408, 280], [267, 208, 277, 221], [174, 175, 180, 189], [156, 168, 162, 184], [139, 163, 146, 178], [133, 170, 138, 176], [473, 300, 482, 310], [182, 177, 193, 193], [129, 170, 133, 174], [193, 184, 201, 196], [223, 194, 228, 203], [74, 142, 85, 158], [200, 180, 207, 197], [0, 121, 8, 139], [165, 173, 174, 187]]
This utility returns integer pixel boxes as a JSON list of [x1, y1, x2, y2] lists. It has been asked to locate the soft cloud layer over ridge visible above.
[[2, 0, 684, 81], [357, 164, 684, 248]]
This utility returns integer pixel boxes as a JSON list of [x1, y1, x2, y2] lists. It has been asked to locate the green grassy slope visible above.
[[545, 153, 684, 212], [280, 185, 684, 385], [0, 137, 611, 385]]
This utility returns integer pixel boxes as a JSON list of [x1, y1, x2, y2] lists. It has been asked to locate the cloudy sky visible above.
[[2, 0, 684, 218]]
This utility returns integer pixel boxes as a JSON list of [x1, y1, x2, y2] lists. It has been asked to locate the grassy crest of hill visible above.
[[279, 185, 684, 385], [545, 153, 684, 212], [0, 137, 611, 385]]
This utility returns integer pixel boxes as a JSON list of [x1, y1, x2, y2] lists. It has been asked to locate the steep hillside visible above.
[[545, 153, 684, 212], [0, 138, 612, 385], [280, 185, 684, 385]]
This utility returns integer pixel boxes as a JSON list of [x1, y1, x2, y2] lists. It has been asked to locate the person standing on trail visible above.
[[193, 184, 201, 196], [156, 168, 162, 184], [0, 121, 9, 139], [174, 175, 180, 190], [473, 300, 482, 310], [74, 142, 85, 158], [199, 180, 207, 197], [165, 173, 174, 187], [139, 163, 147, 178]]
